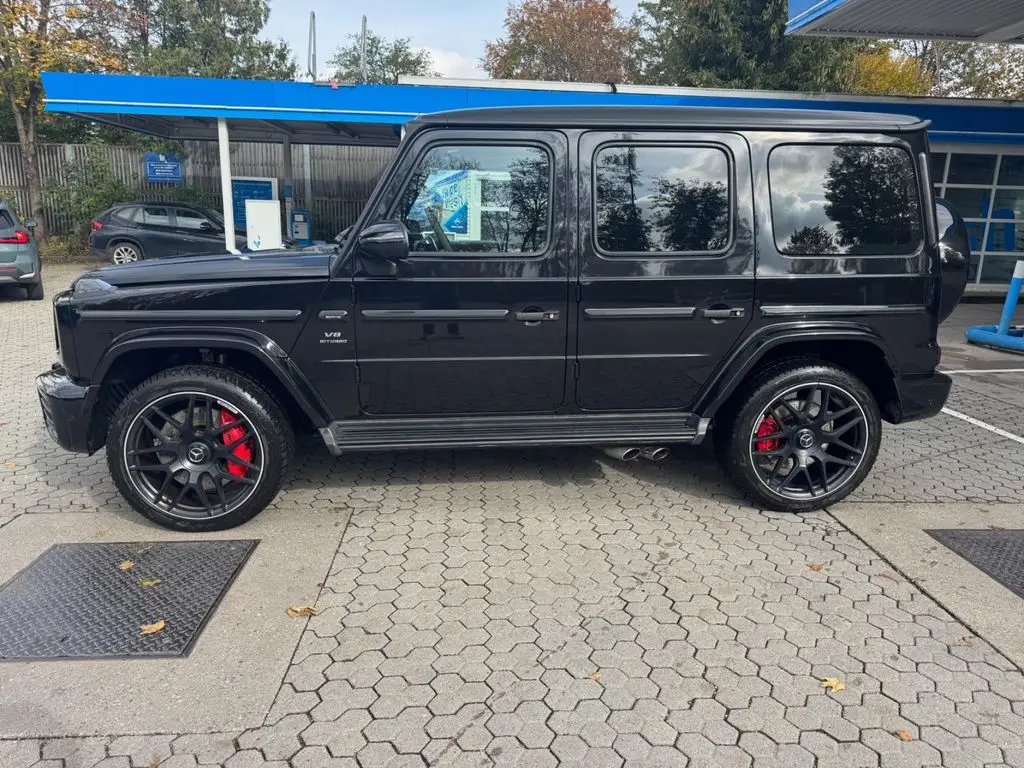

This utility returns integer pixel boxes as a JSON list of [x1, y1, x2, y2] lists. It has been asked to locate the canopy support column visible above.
[[218, 118, 240, 254]]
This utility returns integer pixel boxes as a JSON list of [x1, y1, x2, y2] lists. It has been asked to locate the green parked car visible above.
[[0, 199, 43, 300]]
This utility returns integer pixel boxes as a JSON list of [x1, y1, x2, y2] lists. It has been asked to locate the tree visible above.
[[852, 43, 930, 96], [328, 30, 436, 84], [897, 40, 1024, 100], [0, 0, 125, 241], [122, 0, 296, 80], [596, 147, 652, 252], [483, 0, 639, 83], [651, 177, 729, 251], [636, 0, 862, 91]]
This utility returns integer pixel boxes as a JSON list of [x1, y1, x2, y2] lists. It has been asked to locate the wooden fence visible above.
[[0, 141, 396, 240]]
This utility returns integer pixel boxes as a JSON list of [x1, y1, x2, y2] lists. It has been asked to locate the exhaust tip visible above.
[[641, 447, 670, 461], [603, 446, 641, 462]]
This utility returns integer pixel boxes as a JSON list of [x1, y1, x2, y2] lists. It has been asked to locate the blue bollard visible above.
[[966, 260, 1024, 352]]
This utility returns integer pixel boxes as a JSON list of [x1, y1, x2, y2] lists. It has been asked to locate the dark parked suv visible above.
[[90, 202, 247, 263], [40, 106, 968, 531]]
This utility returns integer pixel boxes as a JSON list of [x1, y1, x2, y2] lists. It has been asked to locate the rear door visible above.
[[576, 132, 755, 410], [353, 130, 570, 415], [135, 205, 180, 258]]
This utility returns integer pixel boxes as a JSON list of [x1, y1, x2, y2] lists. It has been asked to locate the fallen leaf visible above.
[[953, 636, 973, 648], [139, 578, 162, 587], [287, 605, 319, 618], [1, 460, 16, 470], [119, 560, 135, 571], [140, 619, 166, 636], [148, 757, 160, 768], [808, 563, 826, 572], [94, 528, 108, 538], [895, 730, 914, 741], [820, 677, 846, 693], [589, 669, 602, 682]]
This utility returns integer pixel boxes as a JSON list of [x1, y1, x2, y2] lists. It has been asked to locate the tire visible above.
[[109, 242, 143, 264], [106, 365, 294, 531], [25, 281, 44, 301], [715, 360, 882, 512]]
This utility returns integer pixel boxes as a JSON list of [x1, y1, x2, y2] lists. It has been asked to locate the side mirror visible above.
[[357, 219, 409, 263], [199, 221, 216, 232], [23, 218, 37, 230]]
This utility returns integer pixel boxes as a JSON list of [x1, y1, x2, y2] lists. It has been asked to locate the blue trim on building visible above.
[[40, 71, 1024, 146], [786, 0, 854, 34]]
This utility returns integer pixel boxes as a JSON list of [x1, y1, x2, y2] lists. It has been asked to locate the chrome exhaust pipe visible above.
[[603, 446, 641, 462], [640, 447, 670, 462]]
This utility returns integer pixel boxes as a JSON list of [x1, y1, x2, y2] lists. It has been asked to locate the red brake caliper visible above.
[[219, 410, 252, 477], [755, 416, 781, 452]]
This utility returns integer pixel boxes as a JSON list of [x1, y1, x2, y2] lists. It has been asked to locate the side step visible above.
[[320, 412, 710, 454]]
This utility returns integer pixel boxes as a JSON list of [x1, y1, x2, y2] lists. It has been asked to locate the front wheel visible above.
[[110, 242, 142, 264], [717, 362, 882, 512], [106, 365, 294, 531]]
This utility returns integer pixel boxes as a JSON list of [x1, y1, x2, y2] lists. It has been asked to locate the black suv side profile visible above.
[[90, 202, 247, 263], [39, 105, 968, 531]]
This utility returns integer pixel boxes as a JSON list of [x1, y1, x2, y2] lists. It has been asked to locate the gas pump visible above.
[[289, 208, 313, 246]]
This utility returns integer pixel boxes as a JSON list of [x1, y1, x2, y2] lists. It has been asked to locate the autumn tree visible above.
[[0, 0, 126, 241], [851, 43, 930, 96], [636, 0, 862, 91], [483, 0, 639, 83], [328, 30, 437, 84]]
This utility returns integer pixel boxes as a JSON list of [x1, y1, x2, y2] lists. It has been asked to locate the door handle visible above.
[[703, 308, 745, 319], [515, 310, 560, 324]]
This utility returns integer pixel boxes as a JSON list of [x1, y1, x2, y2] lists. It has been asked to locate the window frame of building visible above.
[[932, 145, 1024, 287]]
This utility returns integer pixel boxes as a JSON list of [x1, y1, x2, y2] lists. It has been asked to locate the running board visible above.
[[320, 413, 710, 454]]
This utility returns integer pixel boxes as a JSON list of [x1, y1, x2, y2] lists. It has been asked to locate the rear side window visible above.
[[0, 210, 13, 228], [594, 145, 731, 254], [115, 206, 140, 223], [769, 144, 923, 256]]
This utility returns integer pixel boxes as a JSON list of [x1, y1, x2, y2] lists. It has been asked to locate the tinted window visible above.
[[930, 153, 947, 184], [999, 155, 1024, 186], [0, 210, 13, 228], [141, 206, 170, 227], [595, 145, 730, 254], [115, 206, 140, 223], [769, 145, 923, 256], [395, 145, 550, 254], [175, 207, 215, 231], [947, 153, 997, 185]]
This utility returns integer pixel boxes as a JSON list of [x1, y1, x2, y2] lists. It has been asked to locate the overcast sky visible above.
[[264, 0, 642, 80]]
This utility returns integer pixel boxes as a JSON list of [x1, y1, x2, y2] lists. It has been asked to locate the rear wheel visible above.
[[106, 365, 293, 531], [717, 361, 882, 512], [110, 242, 142, 264]]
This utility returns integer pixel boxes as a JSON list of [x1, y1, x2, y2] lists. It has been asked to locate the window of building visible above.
[[394, 144, 550, 255], [594, 145, 731, 254], [934, 149, 1024, 284], [769, 144, 922, 257]]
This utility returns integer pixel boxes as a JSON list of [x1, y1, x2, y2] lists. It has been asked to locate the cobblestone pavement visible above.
[[2, 266, 1024, 767]]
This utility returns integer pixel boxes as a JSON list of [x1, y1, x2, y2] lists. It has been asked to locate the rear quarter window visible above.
[[769, 144, 923, 256], [0, 210, 13, 228]]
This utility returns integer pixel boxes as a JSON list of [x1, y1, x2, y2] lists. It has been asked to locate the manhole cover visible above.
[[927, 529, 1024, 600], [0, 540, 257, 660]]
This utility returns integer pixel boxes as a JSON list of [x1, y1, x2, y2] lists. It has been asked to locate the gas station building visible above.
[[39, 1, 1024, 292]]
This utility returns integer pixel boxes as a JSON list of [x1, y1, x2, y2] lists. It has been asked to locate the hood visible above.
[[75, 248, 335, 288]]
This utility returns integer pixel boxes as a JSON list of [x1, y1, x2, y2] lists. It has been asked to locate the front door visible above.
[[171, 206, 224, 255], [576, 132, 755, 411], [353, 131, 570, 415]]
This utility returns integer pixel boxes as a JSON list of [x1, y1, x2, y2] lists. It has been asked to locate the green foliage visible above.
[[636, 0, 863, 91], [328, 30, 437, 84], [123, 0, 297, 80]]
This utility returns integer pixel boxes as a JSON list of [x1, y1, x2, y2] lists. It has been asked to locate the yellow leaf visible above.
[[895, 730, 914, 741], [953, 636, 973, 648], [119, 560, 135, 571], [139, 578, 162, 587], [140, 619, 166, 636], [808, 563, 826, 572], [1, 460, 16, 470], [287, 605, 319, 618], [95, 528, 108, 538], [589, 669, 602, 682], [820, 677, 846, 693]]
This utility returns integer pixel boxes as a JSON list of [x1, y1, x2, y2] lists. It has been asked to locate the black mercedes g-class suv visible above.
[[38, 105, 969, 531]]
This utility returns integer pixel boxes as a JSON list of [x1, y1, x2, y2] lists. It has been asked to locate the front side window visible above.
[[394, 144, 550, 254], [769, 145, 923, 256], [176, 207, 215, 231], [595, 145, 731, 254], [141, 206, 171, 227]]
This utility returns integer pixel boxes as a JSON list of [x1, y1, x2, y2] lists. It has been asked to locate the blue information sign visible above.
[[144, 152, 183, 184], [231, 178, 277, 229]]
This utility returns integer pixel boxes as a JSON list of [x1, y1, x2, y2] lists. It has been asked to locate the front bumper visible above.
[[37, 366, 100, 454], [891, 371, 952, 423]]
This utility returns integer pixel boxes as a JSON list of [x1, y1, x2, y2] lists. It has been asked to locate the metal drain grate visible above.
[[0, 540, 257, 660], [927, 529, 1024, 600]]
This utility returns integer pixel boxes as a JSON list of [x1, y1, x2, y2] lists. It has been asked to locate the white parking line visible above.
[[941, 407, 1024, 446], [943, 368, 1024, 374]]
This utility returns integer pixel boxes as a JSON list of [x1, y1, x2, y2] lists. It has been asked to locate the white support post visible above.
[[217, 118, 240, 254], [303, 144, 313, 211], [282, 135, 294, 237]]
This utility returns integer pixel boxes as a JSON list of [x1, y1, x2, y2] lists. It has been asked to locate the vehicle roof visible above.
[[111, 201, 206, 208], [412, 105, 928, 133]]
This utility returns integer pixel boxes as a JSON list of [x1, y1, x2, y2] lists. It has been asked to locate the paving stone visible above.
[[0, 740, 40, 768], [170, 734, 238, 765]]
